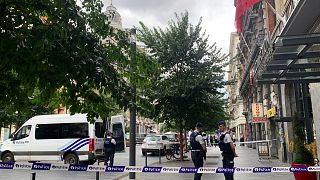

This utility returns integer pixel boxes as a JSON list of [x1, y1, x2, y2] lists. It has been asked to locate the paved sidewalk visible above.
[[118, 145, 294, 180]]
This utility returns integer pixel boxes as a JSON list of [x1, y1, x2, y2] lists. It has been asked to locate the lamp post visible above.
[[129, 28, 137, 179]]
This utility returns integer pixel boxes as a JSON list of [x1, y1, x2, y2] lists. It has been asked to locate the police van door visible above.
[[11, 125, 32, 161]]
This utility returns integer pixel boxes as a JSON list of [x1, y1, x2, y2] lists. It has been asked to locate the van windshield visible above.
[[95, 122, 106, 138]]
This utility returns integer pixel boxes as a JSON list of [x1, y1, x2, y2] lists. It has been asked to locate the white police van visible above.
[[0, 114, 105, 165]]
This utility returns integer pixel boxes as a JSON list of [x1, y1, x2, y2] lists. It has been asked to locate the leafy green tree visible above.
[[138, 12, 228, 159], [0, 0, 156, 127]]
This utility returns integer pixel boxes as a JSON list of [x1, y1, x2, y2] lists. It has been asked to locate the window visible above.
[[61, 123, 88, 139], [95, 122, 106, 138], [15, 125, 32, 140], [112, 123, 124, 139], [35, 123, 88, 139], [162, 136, 168, 140], [144, 136, 161, 141], [35, 124, 60, 139]]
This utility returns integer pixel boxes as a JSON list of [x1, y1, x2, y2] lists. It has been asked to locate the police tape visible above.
[[236, 139, 278, 144], [1, 162, 320, 173]]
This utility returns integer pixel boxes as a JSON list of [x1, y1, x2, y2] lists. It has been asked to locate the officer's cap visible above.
[[195, 122, 203, 128], [218, 121, 226, 126]]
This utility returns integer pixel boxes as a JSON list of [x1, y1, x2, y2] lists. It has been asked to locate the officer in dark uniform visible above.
[[190, 123, 207, 180], [218, 121, 238, 180], [104, 131, 116, 166]]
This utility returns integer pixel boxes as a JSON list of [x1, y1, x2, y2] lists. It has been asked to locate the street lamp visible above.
[[129, 28, 137, 179]]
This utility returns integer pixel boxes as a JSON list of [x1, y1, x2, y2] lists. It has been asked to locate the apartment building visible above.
[[234, 0, 320, 162]]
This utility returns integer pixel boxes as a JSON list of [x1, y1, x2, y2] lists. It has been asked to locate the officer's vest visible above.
[[219, 133, 232, 155], [190, 131, 202, 150], [104, 137, 116, 153]]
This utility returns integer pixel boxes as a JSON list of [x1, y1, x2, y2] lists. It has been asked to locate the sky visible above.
[[102, 0, 236, 54]]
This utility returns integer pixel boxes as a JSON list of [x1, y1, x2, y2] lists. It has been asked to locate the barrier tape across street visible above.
[[0, 162, 320, 173]]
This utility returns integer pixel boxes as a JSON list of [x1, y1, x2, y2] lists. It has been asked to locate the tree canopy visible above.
[[138, 12, 228, 133], [0, 0, 154, 125]]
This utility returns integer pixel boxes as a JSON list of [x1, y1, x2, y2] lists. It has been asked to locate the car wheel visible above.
[[1, 152, 14, 162], [64, 153, 79, 165]]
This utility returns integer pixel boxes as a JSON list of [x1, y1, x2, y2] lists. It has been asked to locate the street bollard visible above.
[[96, 171, 99, 180], [31, 172, 36, 180], [145, 151, 148, 166], [96, 159, 100, 180], [159, 147, 161, 164]]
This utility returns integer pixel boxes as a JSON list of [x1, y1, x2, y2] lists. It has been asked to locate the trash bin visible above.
[[257, 141, 269, 160]]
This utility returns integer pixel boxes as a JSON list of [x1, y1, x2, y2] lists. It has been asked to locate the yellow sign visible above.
[[267, 106, 277, 118], [252, 103, 263, 117]]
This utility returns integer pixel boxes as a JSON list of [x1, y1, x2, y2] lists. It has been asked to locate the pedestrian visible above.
[[104, 131, 116, 166], [210, 135, 214, 147], [240, 134, 245, 146], [213, 134, 219, 147], [218, 121, 238, 180], [190, 122, 207, 180]]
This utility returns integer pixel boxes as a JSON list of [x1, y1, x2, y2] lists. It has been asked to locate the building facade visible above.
[[233, 0, 320, 163], [227, 32, 246, 141]]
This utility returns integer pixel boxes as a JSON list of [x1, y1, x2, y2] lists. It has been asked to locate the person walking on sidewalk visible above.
[[218, 121, 238, 180], [190, 122, 207, 180], [104, 131, 116, 166]]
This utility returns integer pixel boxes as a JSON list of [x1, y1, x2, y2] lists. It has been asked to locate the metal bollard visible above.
[[96, 159, 100, 180], [159, 147, 161, 164], [31, 172, 36, 180], [145, 151, 148, 166]]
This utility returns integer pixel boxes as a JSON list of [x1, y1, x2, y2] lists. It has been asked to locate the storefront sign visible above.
[[252, 117, 268, 123], [252, 103, 264, 117], [267, 106, 277, 118]]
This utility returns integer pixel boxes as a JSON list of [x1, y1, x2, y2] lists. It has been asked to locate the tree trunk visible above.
[[179, 121, 183, 161]]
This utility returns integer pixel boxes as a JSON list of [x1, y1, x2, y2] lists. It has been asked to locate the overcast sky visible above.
[[102, 0, 236, 54]]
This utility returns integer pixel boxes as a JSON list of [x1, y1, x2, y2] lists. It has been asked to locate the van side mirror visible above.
[[11, 134, 17, 141]]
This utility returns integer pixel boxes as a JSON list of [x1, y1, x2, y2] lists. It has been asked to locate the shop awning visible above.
[[257, 33, 320, 84]]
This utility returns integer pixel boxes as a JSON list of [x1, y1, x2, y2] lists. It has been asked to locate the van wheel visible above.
[[1, 152, 14, 162], [64, 153, 79, 165]]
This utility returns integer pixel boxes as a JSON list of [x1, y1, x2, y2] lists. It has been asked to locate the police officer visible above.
[[190, 123, 207, 180], [104, 131, 116, 166], [218, 121, 238, 180]]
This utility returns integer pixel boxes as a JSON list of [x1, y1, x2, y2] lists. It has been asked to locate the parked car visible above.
[[164, 132, 178, 142], [125, 133, 147, 147], [141, 135, 170, 156]]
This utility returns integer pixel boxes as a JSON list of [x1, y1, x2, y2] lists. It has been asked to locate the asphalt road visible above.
[[0, 145, 161, 180]]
